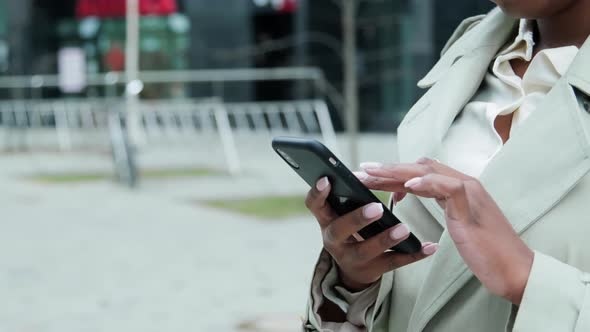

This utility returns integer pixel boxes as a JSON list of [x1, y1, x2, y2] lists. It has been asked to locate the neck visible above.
[[535, 0, 590, 49]]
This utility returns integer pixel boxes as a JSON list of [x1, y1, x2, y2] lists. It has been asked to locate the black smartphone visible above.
[[272, 136, 422, 254]]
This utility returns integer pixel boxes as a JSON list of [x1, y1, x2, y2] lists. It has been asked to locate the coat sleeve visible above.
[[302, 249, 394, 331], [512, 251, 590, 331]]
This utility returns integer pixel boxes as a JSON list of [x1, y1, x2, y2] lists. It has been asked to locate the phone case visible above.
[[272, 136, 422, 254]]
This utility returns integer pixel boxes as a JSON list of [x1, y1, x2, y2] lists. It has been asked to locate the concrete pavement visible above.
[[0, 134, 398, 332]]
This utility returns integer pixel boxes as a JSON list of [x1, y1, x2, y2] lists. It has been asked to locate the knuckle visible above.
[[450, 181, 465, 195], [306, 190, 325, 211], [417, 158, 436, 171], [416, 157, 432, 165], [323, 226, 337, 244], [304, 192, 314, 209], [427, 165, 436, 174], [464, 177, 481, 189]]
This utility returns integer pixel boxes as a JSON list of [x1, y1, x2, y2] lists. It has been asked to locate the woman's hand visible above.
[[359, 158, 534, 304], [305, 177, 439, 291]]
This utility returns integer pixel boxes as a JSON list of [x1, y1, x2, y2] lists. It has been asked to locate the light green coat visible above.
[[305, 7, 590, 332]]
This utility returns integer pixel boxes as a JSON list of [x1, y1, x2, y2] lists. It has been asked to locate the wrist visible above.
[[506, 247, 534, 305], [337, 267, 377, 292]]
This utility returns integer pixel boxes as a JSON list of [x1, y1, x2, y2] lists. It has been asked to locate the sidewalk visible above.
[[0, 134, 398, 332]]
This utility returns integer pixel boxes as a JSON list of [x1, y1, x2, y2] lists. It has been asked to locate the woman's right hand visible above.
[[305, 177, 439, 291]]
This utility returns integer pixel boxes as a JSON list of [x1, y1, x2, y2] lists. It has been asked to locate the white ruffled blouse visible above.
[[439, 19, 579, 177]]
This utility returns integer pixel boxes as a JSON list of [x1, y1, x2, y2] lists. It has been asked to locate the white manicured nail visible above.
[[316, 177, 329, 191], [404, 177, 423, 188], [353, 171, 369, 180], [390, 224, 409, 240], [360, 162, 383, 170], [362, 203, 383, 219], [423, 243, 439, 255]]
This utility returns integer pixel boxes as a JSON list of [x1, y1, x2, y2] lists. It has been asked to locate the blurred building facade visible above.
[[1, 0, 495, 130], [304, 0, 495, 130]]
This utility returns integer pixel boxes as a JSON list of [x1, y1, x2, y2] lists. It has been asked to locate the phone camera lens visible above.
[[276, 149, 300, 169]]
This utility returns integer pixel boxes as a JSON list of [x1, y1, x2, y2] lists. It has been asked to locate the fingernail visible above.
[[404, 177, 423, 188], [360, 162, 383, 170], [316, 177, 329, 191], [353, 171, 369, 180], [422, 243, 439, 255], [390, 224, 410, 240], [362, 203, 383, 219]]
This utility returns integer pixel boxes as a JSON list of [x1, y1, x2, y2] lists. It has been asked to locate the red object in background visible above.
[[139, 0, 177, 15], [280, 0, 298, 13], [77, 0, 177, 18], [104, 43, 125, 71]]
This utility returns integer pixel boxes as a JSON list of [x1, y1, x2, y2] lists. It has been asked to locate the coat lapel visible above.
[[404, 19, 590, 332], [398, 9, 517, 227]]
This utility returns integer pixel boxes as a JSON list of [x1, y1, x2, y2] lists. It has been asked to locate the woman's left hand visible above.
[[358, 158, 534, 305]]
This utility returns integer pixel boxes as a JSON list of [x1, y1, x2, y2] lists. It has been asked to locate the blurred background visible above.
[[0, 0, 494, 331]]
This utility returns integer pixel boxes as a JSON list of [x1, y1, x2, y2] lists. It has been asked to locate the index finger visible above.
[[362, 158, 472, 182], [355, 162, 429, 193], [361, 162, 430, 182]]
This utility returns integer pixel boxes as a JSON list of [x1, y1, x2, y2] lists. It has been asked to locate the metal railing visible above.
[[223, 100, 338, 153], [0, 67, 344, 117], [0, 98, 338, 176], [0, 68, 340, 182]]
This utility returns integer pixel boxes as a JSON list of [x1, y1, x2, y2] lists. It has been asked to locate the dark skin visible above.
[[496, 0, 590, 143], [493, 0, 590, 48], [307, 0, 590, 322]]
